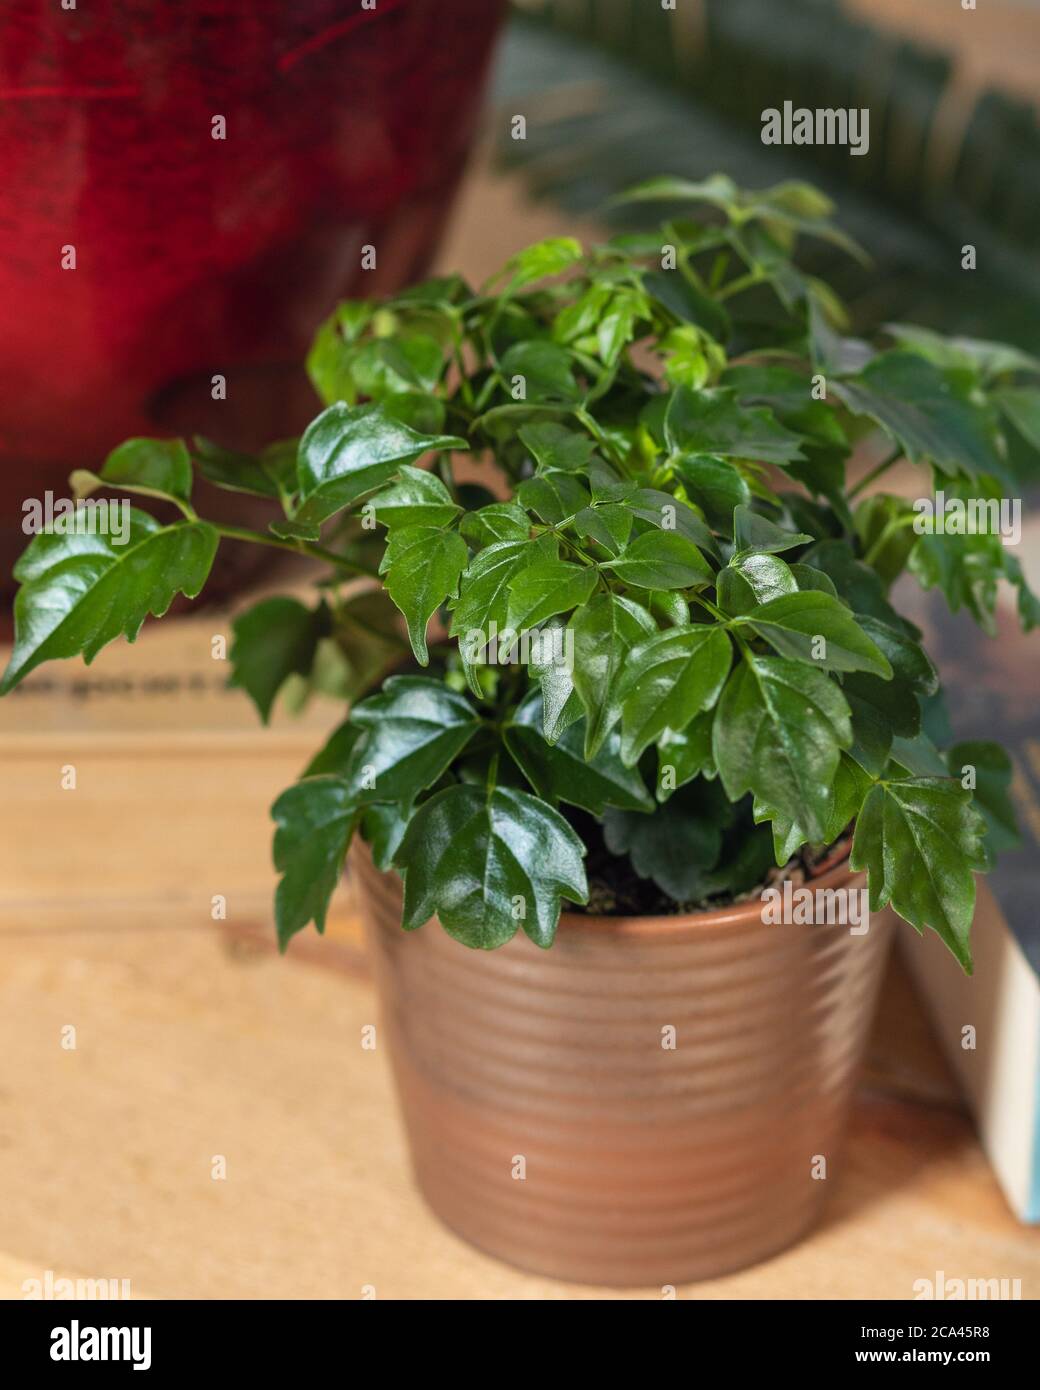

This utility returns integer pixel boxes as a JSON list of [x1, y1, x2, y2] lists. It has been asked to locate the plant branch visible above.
[[213, 524, 380, 578], [717, 268, 767, 301], [848, 446, 902, 500], [862, 511, 918, 569], [690, 592, 728, 623]]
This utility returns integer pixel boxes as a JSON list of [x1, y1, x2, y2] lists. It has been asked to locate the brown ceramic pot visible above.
[[353, 843, 895, 1287]]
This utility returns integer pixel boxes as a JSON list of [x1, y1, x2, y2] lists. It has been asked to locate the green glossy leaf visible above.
[[809, 293, 870, 376], [393, 273, 470, 307], [601, 531, 712, 590], [698, 825, 778, 900], [342, 676, 481, 804], [828, 754, 875, 840], [732, 505, 812, 560], [996, 387, 1040, 451], [647, 590, 691, 627], [379, 525, 468, 664], [800, 539, 904, 626], [904, 472, 1035, 634], [618, 625, 733, 764], [885, 324, 1040, 382], [659, 326, 711, 390], [721, 364, 811, 413], [379, 391, 447, 435], [760, 752, 872, 862], [2, 512, 218, 692], [596, 285, 650, 364], [671, 455, 750, 535], [303, 721, 363, 778], [519, 422, 597, 473], [572, 503, 633, 556], [717, 553, 797, 616], [361, 801, 414, 871], [852, 494, 917, 587], [624, 486, 720, 557], [348, 335, 445, 398], [735, 591, 892, 676], [889, 732, 949, 778], [642, 269, 730, 345], [947, 741, 1019, 856], [1004, 554, 1040, 632], [656, 713, 716, 800], [851, 778, 987, 971], [602, 783, 725, 902], [526, 617, 582, 744], [460, 502, 531, 548], [907, 527, 1005, 636], [449, 536, 553, 640], [269, 517, 321, 542], [312, 604, 400, 707], [294, 402, 464, 526], [394, 783, 587, 948], [746, 181, 868, 261], [568, 592, 656, 757], [505, 236, 583, 288], [553, 282, 612, 344], [84, 437, 193, 505], [505, 693, 653, 814], [831, 352, 1004, 481], [271, 777, 357, 948], [665, 386, 804, 464], [844, 618, 937, 775], [229, 596, 330, 723], [788, 563, 838, 597], [713, 654, 851, 842], [505, 559, 598, 633], [611, 173, 739, 213], [516, 470, 590, 525], [305, 300, 374, 405], [192, 436, 297, 501], [765, 396, 852, 526], [499, 341, 581, 404], [368, 465, 460, 530]]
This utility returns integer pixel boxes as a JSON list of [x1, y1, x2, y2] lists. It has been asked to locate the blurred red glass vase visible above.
[[0, 0, 506, 596]]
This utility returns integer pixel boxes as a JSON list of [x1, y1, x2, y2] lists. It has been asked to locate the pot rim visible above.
[[352, 839, 865, 941], [557, 852, 861, 938]]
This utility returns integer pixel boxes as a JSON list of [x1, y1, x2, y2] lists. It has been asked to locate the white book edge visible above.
[[898, 879, 1040, 1223]]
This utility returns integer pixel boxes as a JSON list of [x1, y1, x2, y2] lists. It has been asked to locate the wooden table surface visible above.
[[1, 900, 1037, 1301]]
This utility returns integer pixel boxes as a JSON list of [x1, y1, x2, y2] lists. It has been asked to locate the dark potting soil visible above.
[[573, 828, 854, 919]]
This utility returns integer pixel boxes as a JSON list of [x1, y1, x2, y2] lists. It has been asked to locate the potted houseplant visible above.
[[4, 176, 1034, 1286]]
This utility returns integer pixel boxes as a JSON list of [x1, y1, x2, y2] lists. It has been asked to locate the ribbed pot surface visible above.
[[353, 843, 895, 1287]]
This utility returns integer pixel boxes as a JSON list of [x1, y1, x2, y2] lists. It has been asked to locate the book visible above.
[[896, 500, 1040, 1223]]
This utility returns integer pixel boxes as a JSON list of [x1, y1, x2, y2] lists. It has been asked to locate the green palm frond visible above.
[[492, 0, 1040, 346]]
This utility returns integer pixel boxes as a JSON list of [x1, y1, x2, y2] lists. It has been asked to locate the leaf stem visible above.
[[575, 406, 628, 471], [848, 446, 902, 500], [663, 220, 710, 297], [862, 512, 918, 569], [690, 592, 728, 623], [213, 524, 380, 578], [717, 268, 767, 301]]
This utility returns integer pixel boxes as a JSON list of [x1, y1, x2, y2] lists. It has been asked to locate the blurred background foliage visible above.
[[492, 0, 1040, 347]]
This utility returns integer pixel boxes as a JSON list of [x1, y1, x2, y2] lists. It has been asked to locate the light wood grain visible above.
[[1, 921, 1036, 1301], [0, 589, 361, 953]]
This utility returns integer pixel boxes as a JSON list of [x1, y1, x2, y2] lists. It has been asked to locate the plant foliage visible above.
[[5, 178, 1034, 969]]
